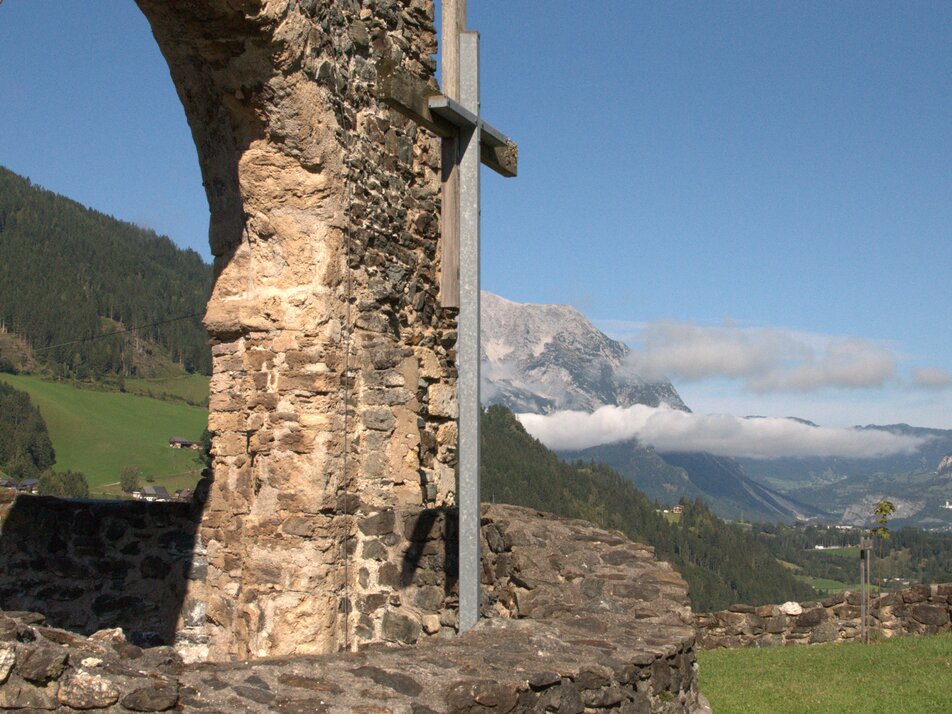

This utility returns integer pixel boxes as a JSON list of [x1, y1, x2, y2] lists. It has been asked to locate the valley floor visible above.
[[0, 374, 206, 494]]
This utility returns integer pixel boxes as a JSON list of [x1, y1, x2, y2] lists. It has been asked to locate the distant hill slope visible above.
[[482, 404, 816, 611], [736, 424, 952, 529], [940, 452, 952, 476], [561, 440, 828, 523], [738, 424, 952, 486], [0, 374, 206, 492], [0, 166, 212, 378], [0, 380, 55, 481]]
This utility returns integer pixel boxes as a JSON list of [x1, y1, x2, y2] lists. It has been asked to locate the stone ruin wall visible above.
[[0, 503, 704, 712], [695, 583, 952, 649], [0, 492, 199, 647], [133, 0, 456, 660]]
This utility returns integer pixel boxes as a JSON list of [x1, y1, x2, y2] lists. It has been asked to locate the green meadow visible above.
[[698, 633, 952, 713], [124, 373, 210, 406], [0, 374, 207, 494], [794, 575, 859, 593]]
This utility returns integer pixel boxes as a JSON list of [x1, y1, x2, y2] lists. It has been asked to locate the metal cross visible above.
[[376, 0, 517, 634]]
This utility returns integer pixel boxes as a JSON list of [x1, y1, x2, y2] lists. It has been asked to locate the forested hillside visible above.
[[481, 404, 815, 611], [752, 521, 952, 591], [0, 381, 54, 481], [0, 166, 211, 378]]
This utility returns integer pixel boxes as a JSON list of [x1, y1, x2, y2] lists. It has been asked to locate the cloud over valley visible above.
[[517, 404, 928, 459]]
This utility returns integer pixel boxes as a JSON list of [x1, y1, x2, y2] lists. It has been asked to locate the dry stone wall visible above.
[[0, 491, 201, 647], [132, 0, 456, 659], [0, 503, 706, 712], [695, 584, 952, 649]]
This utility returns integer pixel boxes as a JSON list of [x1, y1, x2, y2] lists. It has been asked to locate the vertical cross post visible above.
[[859, 542, 867, 644], [376, 1, 517, 635], [440, 0, 465, 308], [457, 29, 481, 634]]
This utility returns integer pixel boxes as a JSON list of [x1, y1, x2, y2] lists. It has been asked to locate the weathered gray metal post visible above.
[[457, 30, 481, 633]]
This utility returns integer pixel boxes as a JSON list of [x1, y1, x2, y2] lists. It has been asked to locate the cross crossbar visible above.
[[428, 96, 510, 147], [376, 64, 518, 178]]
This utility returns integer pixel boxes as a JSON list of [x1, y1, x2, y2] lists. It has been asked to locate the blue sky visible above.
[[1, 1, 950, 430]]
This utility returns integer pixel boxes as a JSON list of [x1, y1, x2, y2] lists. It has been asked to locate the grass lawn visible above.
[[698, 633, 952, 713], [124, 373, 209, 406], [0, 374, 207, 492], [794, 575, 858, 592], [814, 546, 859, 559]]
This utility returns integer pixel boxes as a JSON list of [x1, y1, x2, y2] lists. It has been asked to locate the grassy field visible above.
[[124, 374, 209, 406], [698, 633, 952, 713], [815, 546, 859, 559], [0, 374, 206, 494], [794, 574, 858, 592]]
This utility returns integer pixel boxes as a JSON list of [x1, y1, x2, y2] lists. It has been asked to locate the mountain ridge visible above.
[[480, 292, 952, 527], [480, 291, 815, 522], [481, 291, 687, 414]]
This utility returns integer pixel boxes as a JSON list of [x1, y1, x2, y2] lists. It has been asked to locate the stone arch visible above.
[[135, 1, 458, 660]]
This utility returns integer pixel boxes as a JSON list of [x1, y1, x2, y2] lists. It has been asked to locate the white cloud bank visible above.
[[623, 322, 900, 392], [517, 404, 928, 459]]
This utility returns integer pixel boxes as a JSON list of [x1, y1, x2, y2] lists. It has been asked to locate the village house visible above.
[[168, 437, 200, 450], [16, 479, 39, 495], [135, 485, 172, 502]]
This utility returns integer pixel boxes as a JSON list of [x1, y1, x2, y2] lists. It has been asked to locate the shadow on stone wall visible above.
[[399, 507, 458, 591], [0, 487, 205, 646]]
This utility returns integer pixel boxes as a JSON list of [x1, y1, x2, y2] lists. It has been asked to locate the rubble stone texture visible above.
[[695, 583, 952, 649], [0, 492, 199, 645], [132, 0, 457, 659], [0, 505, 706, 712]]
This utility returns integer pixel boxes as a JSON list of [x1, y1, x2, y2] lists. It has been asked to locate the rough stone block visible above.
[[15, 646, 67, 684], [58, 672, 121, 709], [796, 608, 828, 628], [910, 603, 949, 627], [0, 674, 58, 710], [381, 610, 421, 644], [811, 621, 839, 644], [412, 586, 445, 612], [121, 683, 180, 712], [359, 511, 396, 536], [0, 645, 14, 685], [426, 383, 457, 418]]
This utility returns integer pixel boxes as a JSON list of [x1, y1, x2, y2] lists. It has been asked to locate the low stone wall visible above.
[[695, 584, 952, 649], [0, 503, 706, 712], [0, 491, 201, 646]]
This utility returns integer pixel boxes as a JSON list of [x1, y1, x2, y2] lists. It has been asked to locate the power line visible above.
[[32, 312, 204, 353]]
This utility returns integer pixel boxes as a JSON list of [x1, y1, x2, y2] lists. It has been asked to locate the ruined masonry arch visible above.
[[136, 0, 457, 660]]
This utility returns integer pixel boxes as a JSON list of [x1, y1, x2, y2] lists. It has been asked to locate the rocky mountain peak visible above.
[[939, 452, 952, 475], [480, 291, 688, 414]]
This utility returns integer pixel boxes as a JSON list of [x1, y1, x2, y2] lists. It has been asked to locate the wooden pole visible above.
[[439, 1, 465, 308], [859, 544, 866, 644]]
